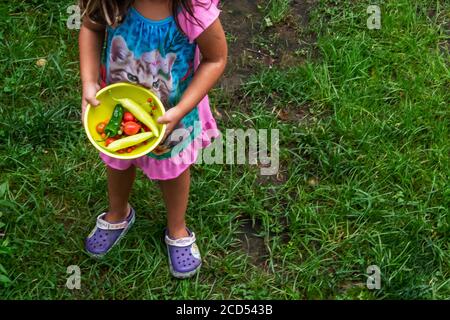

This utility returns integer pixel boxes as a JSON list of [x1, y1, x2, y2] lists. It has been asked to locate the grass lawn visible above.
[[0, 0, 449, 299]]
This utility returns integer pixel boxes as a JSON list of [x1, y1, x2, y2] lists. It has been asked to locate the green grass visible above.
[[1, 0, 449, 299], [260, 0, 293, 26]]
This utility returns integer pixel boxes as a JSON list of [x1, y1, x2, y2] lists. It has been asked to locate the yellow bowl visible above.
[[84, 82, 167, 159]]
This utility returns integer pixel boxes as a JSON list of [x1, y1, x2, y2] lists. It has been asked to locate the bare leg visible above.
[[105, 165, 135, 223], [159, 166, 191, 239]]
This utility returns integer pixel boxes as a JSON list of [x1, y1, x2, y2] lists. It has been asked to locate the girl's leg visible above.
[[159, 166, 191, 239], [105, 165, 136, 223]]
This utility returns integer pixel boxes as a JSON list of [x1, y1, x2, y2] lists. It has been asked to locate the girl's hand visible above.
[[157, 106, 185, 142], [81, 82, 101, 123]]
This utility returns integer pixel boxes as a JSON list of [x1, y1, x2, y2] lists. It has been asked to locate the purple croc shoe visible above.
[[85, 208, 136, 258], [165, 228, 202, 279]]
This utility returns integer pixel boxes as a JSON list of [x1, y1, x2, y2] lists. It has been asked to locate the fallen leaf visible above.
[[277, 109, 290, 121], [307, 177, 319, 187], [264, 17, 273, 27], [36, 58, 47, 67]]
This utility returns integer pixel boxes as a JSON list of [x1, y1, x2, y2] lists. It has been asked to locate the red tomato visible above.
[[123, 121, 141, 136], [96, 122, 106, 134], [105, 137, 116, 146], [127, 148, 133, 153], [101, 133, 106, 139], [118, 149, 125, 154], [123, 112, 135, 122]]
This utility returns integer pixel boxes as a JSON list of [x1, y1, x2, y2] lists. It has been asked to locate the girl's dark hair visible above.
[[79, 0, 209, 32]]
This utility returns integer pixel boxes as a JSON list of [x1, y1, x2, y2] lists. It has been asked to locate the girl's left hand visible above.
[[157, 106, 185, 142]]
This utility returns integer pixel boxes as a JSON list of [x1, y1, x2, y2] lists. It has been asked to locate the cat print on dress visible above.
[[108, 35, 193, 156], [108, 36, 176, 108]]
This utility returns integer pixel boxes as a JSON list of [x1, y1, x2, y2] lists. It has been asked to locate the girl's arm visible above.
[[157, 18, 227, 135], [79, 19, 106, 120]]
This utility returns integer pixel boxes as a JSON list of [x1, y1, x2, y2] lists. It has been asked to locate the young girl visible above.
[[79, 0, 227, 278]]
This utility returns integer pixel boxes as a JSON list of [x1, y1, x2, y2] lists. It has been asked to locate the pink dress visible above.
[[99, 0, 221, 180]]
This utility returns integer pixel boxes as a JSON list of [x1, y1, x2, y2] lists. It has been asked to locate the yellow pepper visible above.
[[106, 132, 154, 152], [112, 97, 160, 137]]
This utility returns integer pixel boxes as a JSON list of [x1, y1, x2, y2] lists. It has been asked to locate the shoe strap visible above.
[[96, 212, 129, 230], [165, 232, 196, 247]]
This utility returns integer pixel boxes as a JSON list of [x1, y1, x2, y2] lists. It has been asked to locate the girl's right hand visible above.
[[81, 82, 101, 123]]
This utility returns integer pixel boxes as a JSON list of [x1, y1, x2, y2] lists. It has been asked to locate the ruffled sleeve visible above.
[[177, 0, 221, 43]]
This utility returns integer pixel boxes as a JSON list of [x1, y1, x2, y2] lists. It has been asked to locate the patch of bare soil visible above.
[[237, 219, 268, 267], [218, 0, 318, 93], [217, 0, 318, 264]]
